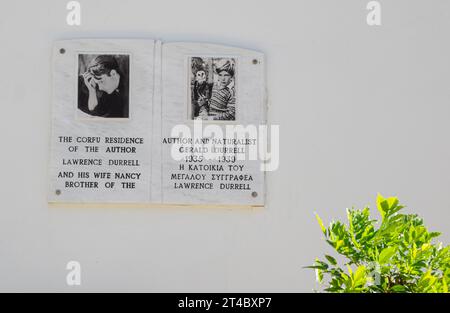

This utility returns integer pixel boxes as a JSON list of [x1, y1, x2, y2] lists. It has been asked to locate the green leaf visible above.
[[429, 232, 441, 239], [353, 266, 367, 287], [421, 243, 431, 252], [376, 193, 402, 221], [316, 268, 323, 283], [325, 255, 337, 265], [379, 247, 396, 264], [346, 265, 353, 276], [376, 193, 388, 220], [315, 214, 326, 235], [303, 265, 326, 270], [312, 258, 329, 270], [391, 285, 407, 292]]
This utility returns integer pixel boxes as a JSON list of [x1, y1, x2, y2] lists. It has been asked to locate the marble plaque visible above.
[[48, 39, 267, 207]]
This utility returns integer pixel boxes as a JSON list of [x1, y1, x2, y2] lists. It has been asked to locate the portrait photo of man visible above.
[[77, 54, 130, 119]]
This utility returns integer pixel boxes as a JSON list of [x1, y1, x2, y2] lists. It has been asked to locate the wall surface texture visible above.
[[0, 0, 449, 292]]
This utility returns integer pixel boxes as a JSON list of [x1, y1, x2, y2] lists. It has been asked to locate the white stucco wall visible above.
[[0, 0, 449, 292]]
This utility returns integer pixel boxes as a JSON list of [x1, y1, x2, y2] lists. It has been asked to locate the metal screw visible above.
[[251, 191, 258, 198], [59, 48, 66, 54], [55, 189, 61, 195], [252, 59, 258, 65]]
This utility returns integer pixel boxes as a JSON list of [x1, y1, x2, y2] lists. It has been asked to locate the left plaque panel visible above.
[[48, 39, 156, 204]]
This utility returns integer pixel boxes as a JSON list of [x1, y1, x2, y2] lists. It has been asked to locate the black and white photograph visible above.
[[77, 53, 130, 119], [190, 57, 236, 121]]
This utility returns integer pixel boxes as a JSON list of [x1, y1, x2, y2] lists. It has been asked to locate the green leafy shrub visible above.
[[307, 194, 450, 293]]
